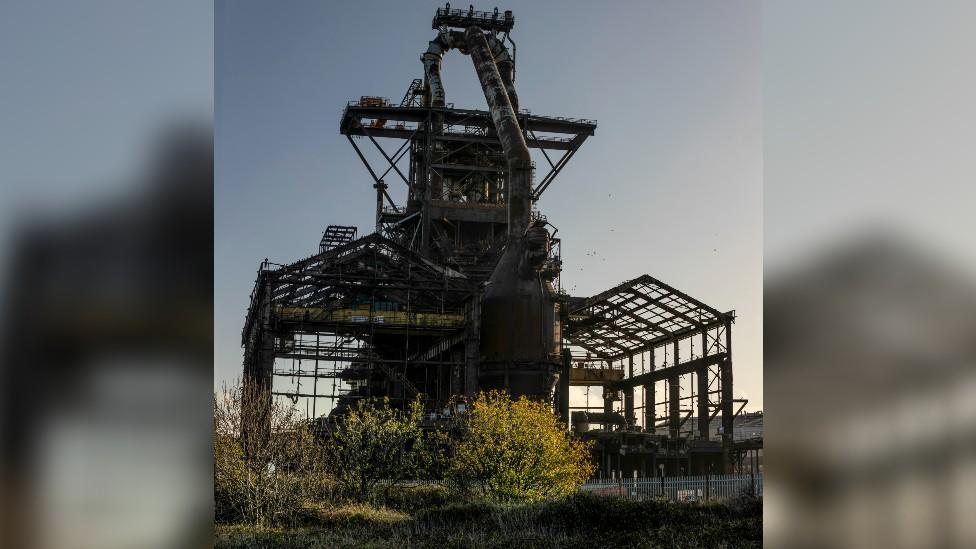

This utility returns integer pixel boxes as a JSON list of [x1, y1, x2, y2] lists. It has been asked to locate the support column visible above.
[[624, 354, 635, 426], [668, 375, 680, 439], [463, 294, 481, 397], [624, 390, 634, 428], [603, 381, 616, 430], [668, 340, 680, 439], [558, 349, 571, 425], [643, 347, 655, 433], [697, 367, 709, 440], [643, 383, 654, 433], [373, 180, 387, 232], [420, 115, 432, 255], [721, 321, 735, 472]]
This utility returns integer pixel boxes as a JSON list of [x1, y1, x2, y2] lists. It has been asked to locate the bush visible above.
[[324, 396, 431, 502], [447, 390, 594, 502], [531, 492, 763, 546]]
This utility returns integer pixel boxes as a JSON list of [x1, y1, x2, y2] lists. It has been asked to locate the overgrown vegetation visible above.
[[214, 492, 763, 548], [324, 396, 428, 502], [214, 383, 328, 526], [214, 382, 761, 546], [448, 390, 594, 502]]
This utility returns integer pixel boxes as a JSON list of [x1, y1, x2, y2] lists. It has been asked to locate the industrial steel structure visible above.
[[241, 5, 753, 475]]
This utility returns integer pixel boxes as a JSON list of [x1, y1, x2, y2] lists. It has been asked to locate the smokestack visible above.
[[465, 26, 532, 239]]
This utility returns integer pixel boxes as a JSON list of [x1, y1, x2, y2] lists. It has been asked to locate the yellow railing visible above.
[[430, 199, 505, 209], [275, 306, 465, 328]]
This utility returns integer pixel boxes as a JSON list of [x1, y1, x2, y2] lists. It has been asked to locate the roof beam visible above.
[[568, 299, 673, 341], [612, 353, 728, 389], [623, 288, 704, 329]]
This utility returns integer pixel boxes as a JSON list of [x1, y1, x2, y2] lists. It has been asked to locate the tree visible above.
[[213, 382, 326, 526], [449, 390, 594, 502], [325, 396, 427, 501]]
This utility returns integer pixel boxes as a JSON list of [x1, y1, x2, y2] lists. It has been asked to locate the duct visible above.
[[421, 30, 465, 108], [421, 32, 514, 114], [420, 28, 521, 211], [421, 34, 448, 107], [571, 411, 626, 432], [465, 26, 531, 238], [421, 30, 464, 202], [487, 35, 518, 112]]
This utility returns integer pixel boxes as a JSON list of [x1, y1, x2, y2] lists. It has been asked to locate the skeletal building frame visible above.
[[242, 101, 596, 437], [239, 6, 753, 473], [340, 104, 595, 255], [560, 274, 742, 467]]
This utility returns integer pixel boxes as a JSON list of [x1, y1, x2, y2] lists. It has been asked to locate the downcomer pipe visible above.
[[423, 32, 517, 112], [465, 26, 532, 238], [421, 30, 463, 202], [487, 35, 518, 112], [421, 45, 447, 107], [422, 31, 462, 108]]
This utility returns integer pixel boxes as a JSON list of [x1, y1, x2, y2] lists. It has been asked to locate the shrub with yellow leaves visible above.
[[448, 390, 594, 502]]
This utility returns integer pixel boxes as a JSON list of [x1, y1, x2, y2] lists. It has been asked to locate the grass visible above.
[[215, 492, 762, 548], [297, 502, 411, 528]]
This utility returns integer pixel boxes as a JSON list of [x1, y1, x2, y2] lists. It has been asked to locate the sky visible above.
[[215, 0, 762, 412], [0, 0, 213, 247], [764, 1, 976, 275]]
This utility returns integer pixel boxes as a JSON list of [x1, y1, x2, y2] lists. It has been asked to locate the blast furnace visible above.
[[241, 5, 748, 474]]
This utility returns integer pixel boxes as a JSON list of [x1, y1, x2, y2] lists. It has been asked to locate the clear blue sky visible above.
[[215, 0, 762, 411], [0, 0, 213, 221]]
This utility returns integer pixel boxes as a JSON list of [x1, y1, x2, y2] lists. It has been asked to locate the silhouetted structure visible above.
[[241, 5, 748, 474]]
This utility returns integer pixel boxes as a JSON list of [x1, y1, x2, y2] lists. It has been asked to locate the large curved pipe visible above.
[[487, 35, 518, 112], [422, 33, 448, 107], [422, 30, 466, 202], [422, 32, 517, 112], [465, 26, 531, 238], [422, 30, 465, 108]]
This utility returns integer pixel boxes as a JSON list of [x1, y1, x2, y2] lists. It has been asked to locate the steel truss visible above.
[[243, 233, 478, 421], [340, 104, 595, 257], [560, 274, 740, 467]]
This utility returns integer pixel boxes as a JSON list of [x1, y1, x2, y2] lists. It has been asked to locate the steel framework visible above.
[[559, 274, 741, 471], [239, 4, 751, 474]]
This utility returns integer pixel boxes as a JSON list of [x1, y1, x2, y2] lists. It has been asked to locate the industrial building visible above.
[[241, 5, 757, 475]]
